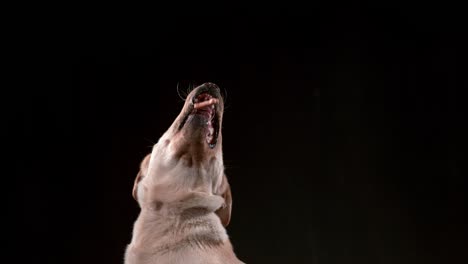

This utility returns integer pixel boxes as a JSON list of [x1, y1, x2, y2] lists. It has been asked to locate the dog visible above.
[[125, 83, 244, 264]]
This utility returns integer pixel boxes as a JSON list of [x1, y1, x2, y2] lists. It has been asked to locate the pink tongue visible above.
[[194, 93, 216, 144]]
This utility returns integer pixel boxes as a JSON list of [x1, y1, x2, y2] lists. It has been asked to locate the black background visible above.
[[11, 4, 466, 264]]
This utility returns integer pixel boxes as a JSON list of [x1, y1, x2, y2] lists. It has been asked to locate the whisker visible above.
[[223, 91, 232, 110], [221, 85, 231, 110], [222, 86, 228, 104], [176, 81, 187, 101], [143, 137, 156, 147], [187, 82, 194, 94]]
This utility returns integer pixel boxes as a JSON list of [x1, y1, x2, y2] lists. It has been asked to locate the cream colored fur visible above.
[[125, 83, 244, 264]]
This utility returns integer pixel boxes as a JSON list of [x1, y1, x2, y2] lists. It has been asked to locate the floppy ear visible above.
[[215, 174, 232, 227], [132, 154, 151, 202]]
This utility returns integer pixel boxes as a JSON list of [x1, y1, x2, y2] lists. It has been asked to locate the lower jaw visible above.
[[179, 126, 217, 149], [184, 114, 218, 143]]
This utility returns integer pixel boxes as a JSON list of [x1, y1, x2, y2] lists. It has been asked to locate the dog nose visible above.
[[203, 82, 220, 91]]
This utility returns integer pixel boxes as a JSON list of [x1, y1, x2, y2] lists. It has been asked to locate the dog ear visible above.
[[132, 154, 151, 202], [215, 174, 232, 227]]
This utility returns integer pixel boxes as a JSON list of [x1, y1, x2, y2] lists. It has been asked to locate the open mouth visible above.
[[178, 91, 221, 149]]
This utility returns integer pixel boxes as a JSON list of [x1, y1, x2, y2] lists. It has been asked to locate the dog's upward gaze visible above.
[[125, 83, 244, 264]]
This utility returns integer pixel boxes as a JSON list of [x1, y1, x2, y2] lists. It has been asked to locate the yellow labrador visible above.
[[125, 83, 244, 264]]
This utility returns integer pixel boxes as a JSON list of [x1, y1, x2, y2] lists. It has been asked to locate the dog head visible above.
[[132, 82, 232, 226]]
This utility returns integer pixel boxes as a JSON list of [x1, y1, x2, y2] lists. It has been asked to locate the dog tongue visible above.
[[193, 93, 217, 145], [194, 94, 218, 120], [194, 98, 218, 109]]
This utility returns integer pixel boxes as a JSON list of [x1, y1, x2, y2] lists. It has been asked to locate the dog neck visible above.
[[129, 192, 229, 255]]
